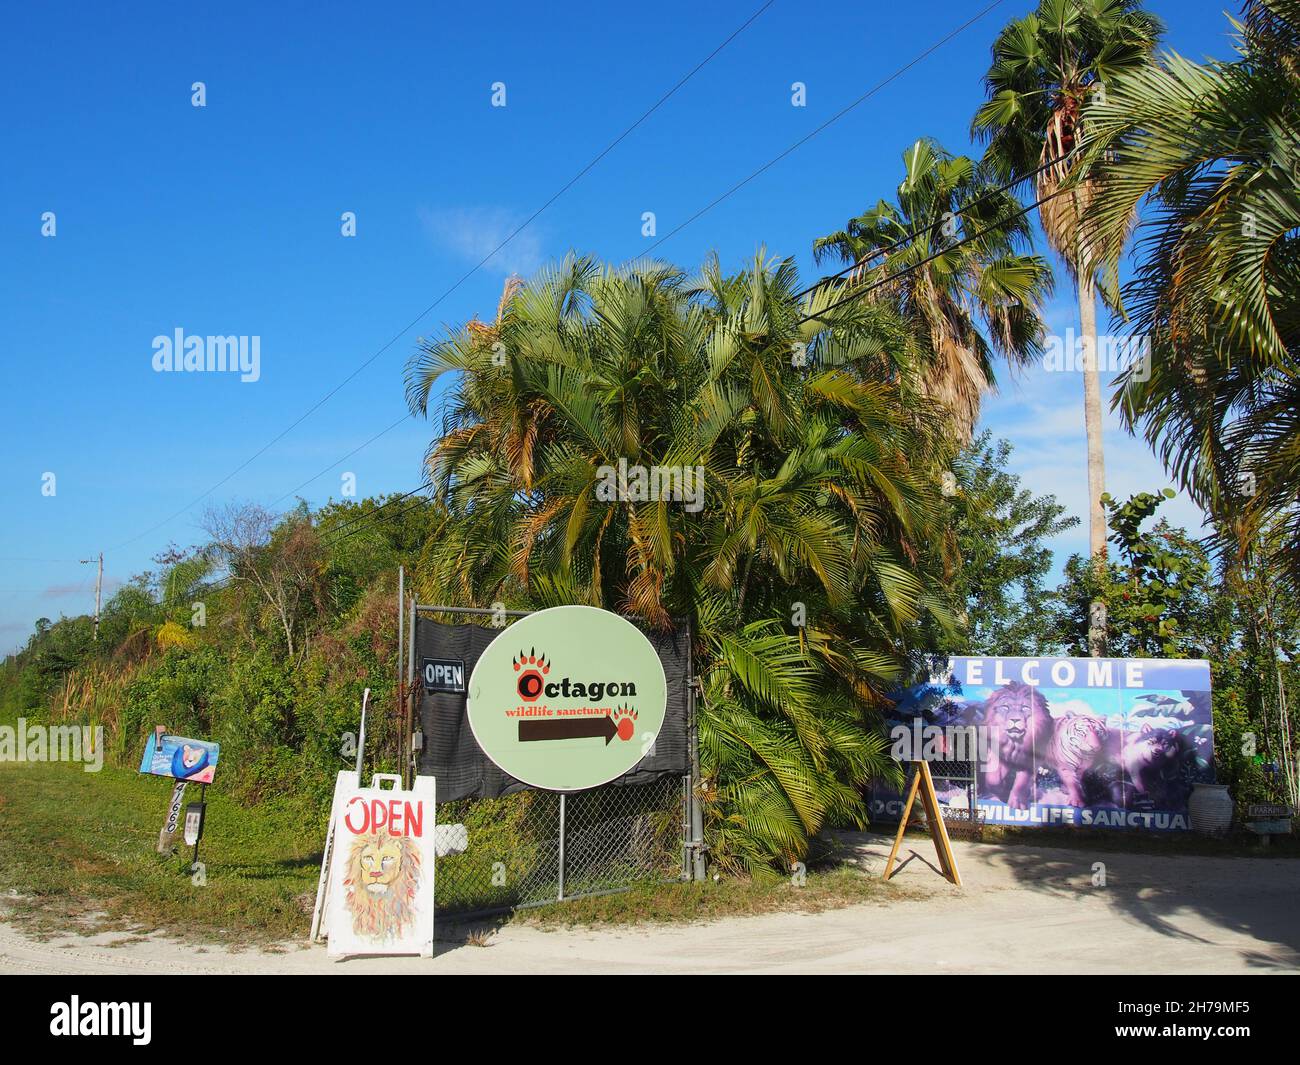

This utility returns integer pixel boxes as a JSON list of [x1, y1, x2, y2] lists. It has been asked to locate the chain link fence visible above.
[[925, 755, 984, 840], [435, 773, 689, 917]]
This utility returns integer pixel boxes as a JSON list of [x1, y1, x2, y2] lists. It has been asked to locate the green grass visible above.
[[0, 757, 908, 945], [7, 747, 1290, 949], [512, 863, 918, 928], [0, 758, 325, 943]]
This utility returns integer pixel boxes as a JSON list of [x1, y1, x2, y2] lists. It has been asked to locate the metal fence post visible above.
[[397, 566, 404, 783], [686, 780, 696, 879], [405, 594, 417, 788], [686, 620, 706, 882], [557, 793, 567, 901]]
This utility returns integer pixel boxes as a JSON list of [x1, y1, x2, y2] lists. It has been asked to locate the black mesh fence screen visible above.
[[413, 610, 694, 914], [414, 614, 690, 799]]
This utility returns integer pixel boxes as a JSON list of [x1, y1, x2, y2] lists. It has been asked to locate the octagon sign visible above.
[[466, 606, 668, 791]]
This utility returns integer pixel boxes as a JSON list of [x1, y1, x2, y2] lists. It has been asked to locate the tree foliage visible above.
[[405, 252, 961, 872], [1079, 0, 1300, 586], [813, 139, 1053, 441]]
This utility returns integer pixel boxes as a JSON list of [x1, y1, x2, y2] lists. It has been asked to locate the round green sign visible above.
[[467, 606, 668, 791]]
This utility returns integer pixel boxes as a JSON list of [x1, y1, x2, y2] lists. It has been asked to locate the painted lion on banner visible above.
[[982, 682, 1053, 810], [343, 833, 423, 942]]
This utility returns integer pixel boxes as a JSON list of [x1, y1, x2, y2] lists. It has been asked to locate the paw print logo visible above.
[[612, 704, 638, 742], [513, 649, 550, 701]]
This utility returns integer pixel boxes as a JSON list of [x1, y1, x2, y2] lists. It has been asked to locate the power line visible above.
[[195, 172, 1077, 583], [197, 485, 435, 595], [100, 1, 1019, 571], [242, 192, 1072, 565], [202, 0, 1007, 552], [796, 184, 1072, 324], [104, 2, 1003, 561], [643, 0, 1007, 257], [105, 2, 777, 554], [794, 146, 1078, 299], [269, 411, 414, 509], [323, 492, 435, 549], [267, 363, 464, 512], [317, 484, 432, 545]]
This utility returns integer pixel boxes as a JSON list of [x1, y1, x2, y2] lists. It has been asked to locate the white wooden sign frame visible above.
[[313, 772, 436, 959]]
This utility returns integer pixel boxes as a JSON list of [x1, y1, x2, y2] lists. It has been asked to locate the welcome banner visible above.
[[870, 657, 1215, 831]]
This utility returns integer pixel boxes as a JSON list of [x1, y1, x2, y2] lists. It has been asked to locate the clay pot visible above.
[[1189, 782, 1233, 836]]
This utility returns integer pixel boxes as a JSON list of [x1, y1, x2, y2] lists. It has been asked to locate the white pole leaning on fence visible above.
[[406, 595, 418, 787], [355, 687, 370, 779], [397, 565, 404, 782]]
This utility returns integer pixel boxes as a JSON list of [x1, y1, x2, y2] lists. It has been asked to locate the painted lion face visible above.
[[344, 833, 422, 942], [358, 838, 404, 893], [170, 742, 209, 778], [987, 683, 1048, 754]]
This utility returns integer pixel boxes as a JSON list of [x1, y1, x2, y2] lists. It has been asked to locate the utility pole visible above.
[[80, 552, 103, 641]]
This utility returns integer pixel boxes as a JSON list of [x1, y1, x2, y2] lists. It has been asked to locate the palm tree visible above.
[[813, 137, 1053, 442], [405, 253, 957, 872], [1078, 0, 1300, 586], [972, 0, 1163, 655]]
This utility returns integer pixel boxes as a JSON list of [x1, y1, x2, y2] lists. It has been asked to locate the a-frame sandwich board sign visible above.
[[882, 759, 962, 887]]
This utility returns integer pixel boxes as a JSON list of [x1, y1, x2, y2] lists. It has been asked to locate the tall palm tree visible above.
[[1079, 0, 1300, 584], [405, 253, 957, 872], [972, 0, 1163, 655], [813, 137, 1053, 442]]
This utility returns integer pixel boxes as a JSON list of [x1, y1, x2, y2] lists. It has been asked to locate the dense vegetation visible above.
[[3, 0, 1297, 874], [0, 499, 439, 824]]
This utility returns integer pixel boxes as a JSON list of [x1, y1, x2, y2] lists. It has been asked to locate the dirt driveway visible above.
[[4, 834, 1297, 974]]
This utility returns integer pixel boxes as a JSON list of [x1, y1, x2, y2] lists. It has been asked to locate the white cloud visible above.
[[418, 206, 545, 278]]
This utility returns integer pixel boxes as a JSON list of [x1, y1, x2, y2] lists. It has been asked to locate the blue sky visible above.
[[0, 0, 1241, 652]]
